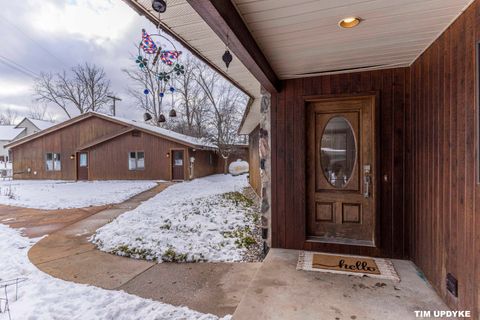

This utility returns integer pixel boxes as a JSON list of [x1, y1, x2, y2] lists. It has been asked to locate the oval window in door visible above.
[[320, 116, 356, 188]]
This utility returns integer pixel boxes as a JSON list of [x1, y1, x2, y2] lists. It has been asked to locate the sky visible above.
[[0, 0, 184, 122]]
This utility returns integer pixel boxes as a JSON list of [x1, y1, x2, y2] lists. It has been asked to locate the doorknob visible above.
[[363, 165, 371, 198]]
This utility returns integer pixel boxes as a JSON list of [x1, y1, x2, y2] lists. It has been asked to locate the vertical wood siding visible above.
[[11, 117, 125, 180], [270, 68, 409, 258], [11, 116, 219, 181], [248, 126, 261, 196], [408, 2, 480, 316]]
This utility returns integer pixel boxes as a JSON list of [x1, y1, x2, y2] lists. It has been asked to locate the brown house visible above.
[[124, 0, 480, 316], [6, 112, 222, 181]]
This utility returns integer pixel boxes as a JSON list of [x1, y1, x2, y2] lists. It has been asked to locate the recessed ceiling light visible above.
[[339, 17, 361, 28]]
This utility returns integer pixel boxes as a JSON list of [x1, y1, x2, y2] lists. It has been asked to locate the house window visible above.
[[209, 153, 213, 166], [129, 151, 145, 170], [79, 153, 88, 167], [46, 153, 61, 171]]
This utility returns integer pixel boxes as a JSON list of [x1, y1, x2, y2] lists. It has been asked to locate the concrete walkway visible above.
[[233, 249, 449, 320], [26, 182, 260, 317]]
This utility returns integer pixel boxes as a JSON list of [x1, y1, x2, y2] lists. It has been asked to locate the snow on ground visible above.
[[0, 180, 158, 210], [0, 224, 229, 320], [92, 174, 258, 263]]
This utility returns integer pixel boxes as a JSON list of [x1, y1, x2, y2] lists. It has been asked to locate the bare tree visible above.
[[0, 108, 19, 125], [73, 63, 111, 112], [196, 64, 246, 173], [123, 65, 168, 125], [35, 63, 112, 118], [27, 104, 56, 121], [172, 54, 208, 137]]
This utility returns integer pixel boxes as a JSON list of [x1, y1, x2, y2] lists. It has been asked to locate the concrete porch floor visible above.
[[233, 249, 449, 320]]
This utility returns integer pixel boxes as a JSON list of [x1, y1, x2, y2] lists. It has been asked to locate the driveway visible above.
[[4, 182, 260, 317]]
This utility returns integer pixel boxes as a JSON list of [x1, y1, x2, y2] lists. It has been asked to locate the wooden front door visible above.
[[77, 152, 89, 180], [306, 96, 376, 247], [171, 150, 185, 180]]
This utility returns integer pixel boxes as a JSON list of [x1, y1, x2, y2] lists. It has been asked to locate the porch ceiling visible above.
[[126, 0, 473, 88], [232, 0, 474, 78]]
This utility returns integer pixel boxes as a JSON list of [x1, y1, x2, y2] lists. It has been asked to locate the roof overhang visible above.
[[123, 0, 475, 134], [5, 112, 217, 150], [238, 97, 261, 135], [125, 0, 474, 84]]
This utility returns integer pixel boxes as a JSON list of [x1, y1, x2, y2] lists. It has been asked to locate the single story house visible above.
[[124, 0, 480, 316], [5, 112, 237, 181]]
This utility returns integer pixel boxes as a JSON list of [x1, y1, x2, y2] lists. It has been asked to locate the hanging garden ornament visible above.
[[135, 5, 184, 123], [136, 29, 183, 80], [222, 49, 233, 69], [144, 113, 152, 121]]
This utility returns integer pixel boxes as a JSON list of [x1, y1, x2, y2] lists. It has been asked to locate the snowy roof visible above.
[[0, 125, 25, 141], [16, 118, 56, 131], [6, 112, 217, 150], [93, 112, 216, 149], [28, 118, 56, 130]]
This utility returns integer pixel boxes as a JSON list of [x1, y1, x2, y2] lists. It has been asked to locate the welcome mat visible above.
[[297, 251, 400, 281]]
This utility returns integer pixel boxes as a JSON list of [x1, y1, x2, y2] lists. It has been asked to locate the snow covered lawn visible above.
[[0, 180, 158, 210], [0, 224, 228, 320], [92, 175, 260, 263]]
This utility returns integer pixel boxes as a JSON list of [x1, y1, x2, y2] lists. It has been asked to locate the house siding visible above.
[[11, 117, 125, 180], [408, 1, 480, 316], [248, 126, 261, 196], [10, 115, 220, 181]]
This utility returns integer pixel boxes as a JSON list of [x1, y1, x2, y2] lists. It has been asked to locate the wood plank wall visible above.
[[11, 115, 219, 181], [11, 117, 124, 180], [270, 67, 409, 258], [249, 126, 261, 196], [87, 131, 193, 180], [408, 2, 480, 315]]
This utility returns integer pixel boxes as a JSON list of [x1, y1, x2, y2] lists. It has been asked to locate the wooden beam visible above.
[[186, 0, 281, 93]]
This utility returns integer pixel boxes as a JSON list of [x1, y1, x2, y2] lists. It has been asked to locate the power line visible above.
[[0, 56, 38, 79], [0, 55, 38, 79], [0, 15, 69, 68]]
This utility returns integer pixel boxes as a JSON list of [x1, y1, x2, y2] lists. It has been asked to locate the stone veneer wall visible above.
[[259, 87, 271, 252]]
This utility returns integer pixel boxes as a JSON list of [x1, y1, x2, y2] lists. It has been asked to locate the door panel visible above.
[[77, 152, 89, 180], [306, 96, 376, 246], [171, 150, 185, 180]]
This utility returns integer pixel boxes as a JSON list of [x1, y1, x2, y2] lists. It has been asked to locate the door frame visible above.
[[169, 148, 187, 181], [76, 151, 89, 181], [302, 92, 381, 254]]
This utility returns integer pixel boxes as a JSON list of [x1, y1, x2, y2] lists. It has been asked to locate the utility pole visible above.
[[107, 95, 122, 116]]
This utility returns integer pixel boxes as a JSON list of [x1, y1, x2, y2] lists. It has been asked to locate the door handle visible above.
[[363, 165, 371, 198]]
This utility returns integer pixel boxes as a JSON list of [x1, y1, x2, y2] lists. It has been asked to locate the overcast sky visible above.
[[0, 0, 182, 122]]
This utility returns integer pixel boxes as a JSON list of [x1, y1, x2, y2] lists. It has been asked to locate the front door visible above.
[[77, 152, 89, 180], [171, 150, 185, 180], [306, 96, 376, 246]]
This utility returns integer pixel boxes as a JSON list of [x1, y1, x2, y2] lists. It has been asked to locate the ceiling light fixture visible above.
[[339, 17, 361, 28]]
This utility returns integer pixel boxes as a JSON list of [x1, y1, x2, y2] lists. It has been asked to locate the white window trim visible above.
[[128, 151, 145, 171]]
